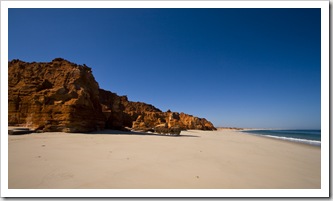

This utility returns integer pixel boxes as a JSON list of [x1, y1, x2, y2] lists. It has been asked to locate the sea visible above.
[[242, 129, 321, 146]]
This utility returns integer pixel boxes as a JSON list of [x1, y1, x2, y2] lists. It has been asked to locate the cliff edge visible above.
[[8, 58, 216, 133]]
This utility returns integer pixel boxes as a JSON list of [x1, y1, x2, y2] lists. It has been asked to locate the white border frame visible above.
[[1, 0, 329, 198]]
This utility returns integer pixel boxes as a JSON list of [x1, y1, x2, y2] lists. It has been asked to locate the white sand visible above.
[[8, 130, 320, 189]]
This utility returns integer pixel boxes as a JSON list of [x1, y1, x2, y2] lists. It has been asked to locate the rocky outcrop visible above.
[[154, 124, 181, 136], [131, 111, 216, 132], [8, 58, 216, 133], [99, 90, 217, 132], [98, 89, 129, 130], [8, 58, 105, 132], [99, 89, 162, 130]]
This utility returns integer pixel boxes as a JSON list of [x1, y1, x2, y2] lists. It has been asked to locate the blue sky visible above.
[[8, 8, 321, 129]]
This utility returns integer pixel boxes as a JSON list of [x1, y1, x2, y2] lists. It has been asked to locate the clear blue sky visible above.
[[8, 8, 321, 129]]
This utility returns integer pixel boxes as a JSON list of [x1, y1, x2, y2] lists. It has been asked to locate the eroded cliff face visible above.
[[131, 111, 216, 132], [99, 90, 216, 131], [8, 58, 105, 132], [8, 58, 216, 133], [99, 89, 162, 130]]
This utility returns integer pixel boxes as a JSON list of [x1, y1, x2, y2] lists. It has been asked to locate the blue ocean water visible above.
[[242, 129, 321, 146]]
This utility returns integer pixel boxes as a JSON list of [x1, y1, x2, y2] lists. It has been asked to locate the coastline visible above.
[[8, 129, 320, 189], [240, 129, 321, 146], [217, 127, 321, 146]]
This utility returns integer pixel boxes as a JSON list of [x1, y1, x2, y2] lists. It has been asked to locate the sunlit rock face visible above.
[[8, 58, 216, 133], [8, 58, 105, 132], [131, 111, 216, 132]]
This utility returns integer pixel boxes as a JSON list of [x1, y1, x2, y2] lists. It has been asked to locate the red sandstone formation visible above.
[[131, 111, 216, 132], [8, 58, 105, 132], [8, 58, 216, 133]]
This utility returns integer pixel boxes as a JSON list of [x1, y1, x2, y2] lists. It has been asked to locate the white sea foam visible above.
[[252, 134, 321, 146]]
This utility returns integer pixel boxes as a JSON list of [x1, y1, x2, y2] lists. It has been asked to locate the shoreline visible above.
[[240, 129, 321, 147], [237, 131, 320, 148], [8, 129, 320, 189], [217, 127, 321, 147]]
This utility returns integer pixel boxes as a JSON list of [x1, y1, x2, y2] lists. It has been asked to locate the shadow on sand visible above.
[[81, 129, 199, 138]]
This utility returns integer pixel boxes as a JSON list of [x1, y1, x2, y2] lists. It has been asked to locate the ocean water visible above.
[[242, 129, 321, 146]]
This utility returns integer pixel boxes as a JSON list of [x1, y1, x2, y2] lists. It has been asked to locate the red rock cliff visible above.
[[8, 58, 105, 132], [8, 58, 216, 132]]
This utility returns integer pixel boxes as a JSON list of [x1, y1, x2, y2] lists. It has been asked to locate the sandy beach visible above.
[[8, 129, 320, 189]]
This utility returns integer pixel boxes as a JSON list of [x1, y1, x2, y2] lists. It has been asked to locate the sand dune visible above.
[[8, 130, 320, 189]]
